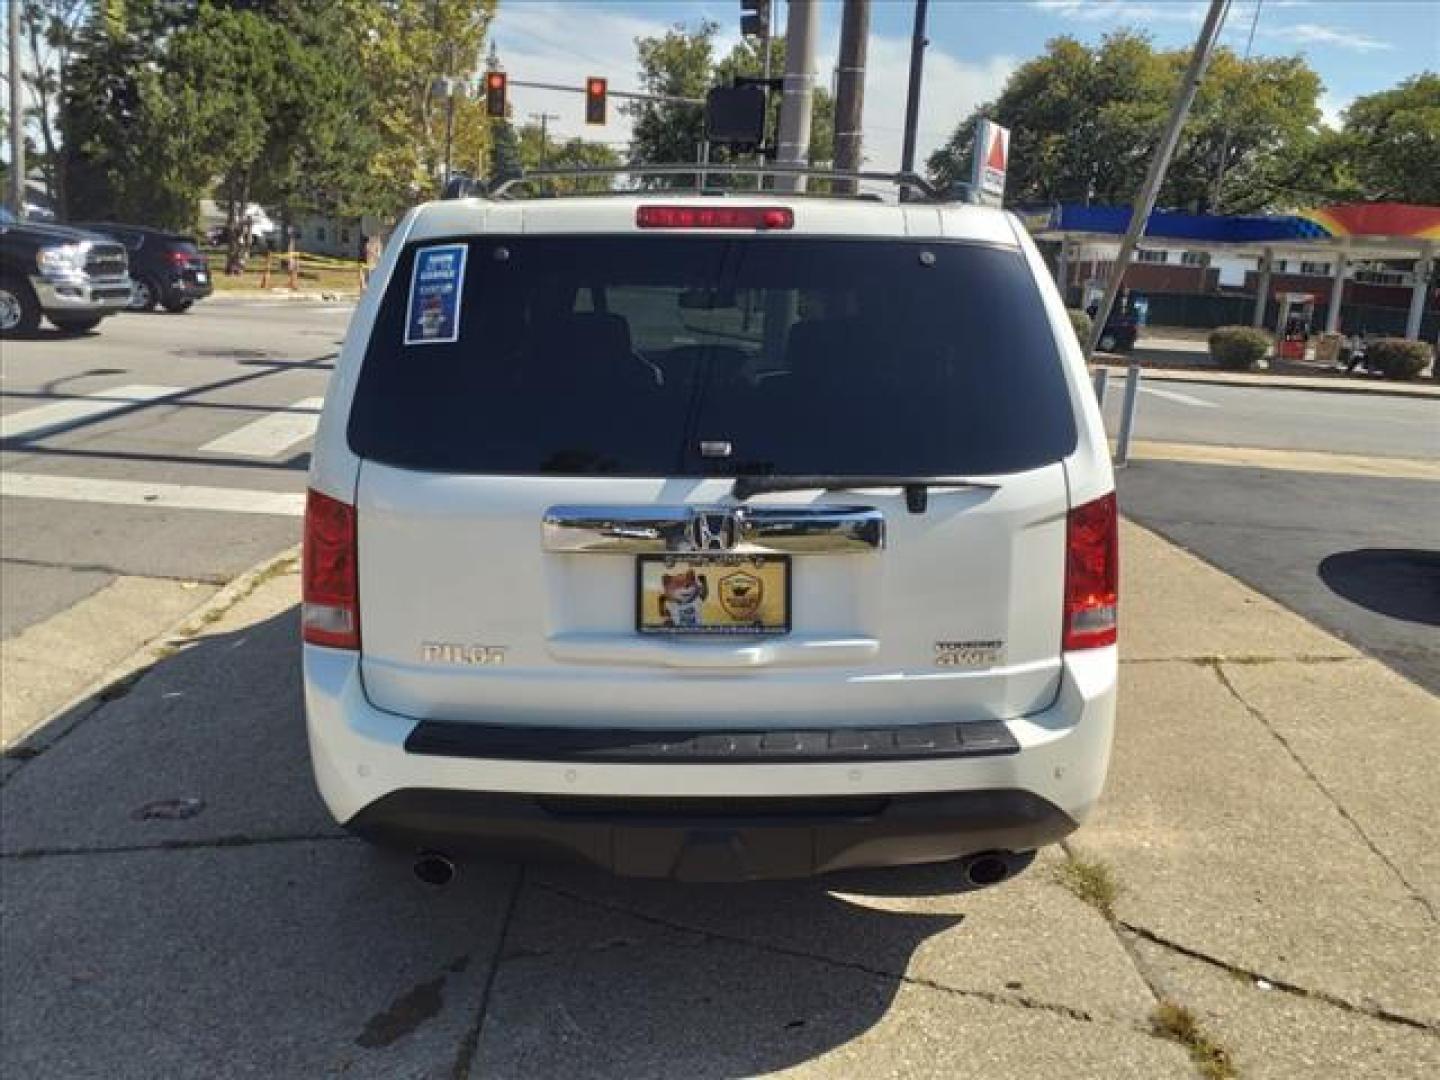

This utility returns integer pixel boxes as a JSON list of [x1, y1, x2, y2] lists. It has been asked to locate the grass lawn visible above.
[[200, 247, 365, 293]]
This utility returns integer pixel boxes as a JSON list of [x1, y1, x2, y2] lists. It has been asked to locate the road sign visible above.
[[971, 119, 1010, 205]]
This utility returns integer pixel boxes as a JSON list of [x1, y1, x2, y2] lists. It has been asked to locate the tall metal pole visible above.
[[833, 0, 870, 194], [899, 0, 929, 179], [775, 0, 817, 193], [1085, 0, 1229, 359], [7, 0, 24, 215], [443, 85, 457, 185]]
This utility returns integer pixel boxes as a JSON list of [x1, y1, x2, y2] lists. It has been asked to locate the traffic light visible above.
[[585, 77, 608, 126], [740, 0, 770, 39], [484, 71, 508, 118]]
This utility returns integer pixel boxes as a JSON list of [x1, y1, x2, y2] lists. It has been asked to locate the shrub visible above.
[[1363, 338, 1433, 381], [1066, 308, 1092, 345], [1207, 326, 1272, 370]]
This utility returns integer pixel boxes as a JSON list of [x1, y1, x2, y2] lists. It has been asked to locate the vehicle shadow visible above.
[[0, 605, 1020, 1079], [3, 326, 102, 342], [1318, 548, 1440, 627]]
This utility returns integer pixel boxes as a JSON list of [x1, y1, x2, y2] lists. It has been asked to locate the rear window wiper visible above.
[[731, 475, 1001, 514]]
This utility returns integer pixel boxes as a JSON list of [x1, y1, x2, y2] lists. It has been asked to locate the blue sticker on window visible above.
[[405, 243, 467, 345]]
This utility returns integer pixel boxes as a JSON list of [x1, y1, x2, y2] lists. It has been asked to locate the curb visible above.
[[209, 291, 360, 303], [0, 546, 301, 767], [1093, 363, 1440, 402]]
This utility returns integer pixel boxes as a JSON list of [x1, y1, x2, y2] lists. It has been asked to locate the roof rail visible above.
[[480, 164, 944, 201]]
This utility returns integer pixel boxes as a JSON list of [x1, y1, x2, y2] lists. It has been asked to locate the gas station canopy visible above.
[[1025, 202, 1439, 340], [1026, 202, 1440, 258]]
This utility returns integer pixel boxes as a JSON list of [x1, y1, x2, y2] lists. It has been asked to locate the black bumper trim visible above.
[[347, 789, 1078, 881], [403, 719, 1019, 763]]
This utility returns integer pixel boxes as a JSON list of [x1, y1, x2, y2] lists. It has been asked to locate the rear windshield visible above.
[[348, 235, 1077, 476]]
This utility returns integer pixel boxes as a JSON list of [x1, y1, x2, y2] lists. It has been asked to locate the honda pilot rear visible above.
[[303, 189, 1118, 883]]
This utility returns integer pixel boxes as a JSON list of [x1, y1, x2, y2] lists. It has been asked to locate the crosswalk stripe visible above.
[[1138, 385, 1220, 409], [200, 397, 324, 458], [0, 385, 183, 440], [0, 473, 304, 516]]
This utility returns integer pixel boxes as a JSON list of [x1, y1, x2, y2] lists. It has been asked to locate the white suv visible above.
[[303, 184, 1118, 884]]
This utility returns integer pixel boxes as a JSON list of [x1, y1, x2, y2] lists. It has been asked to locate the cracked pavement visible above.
[[1, 522, 1437, 1078]]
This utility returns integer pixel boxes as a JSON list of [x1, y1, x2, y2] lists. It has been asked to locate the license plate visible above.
[[194, 272, 208, 283], [637, 555, 790, 636]]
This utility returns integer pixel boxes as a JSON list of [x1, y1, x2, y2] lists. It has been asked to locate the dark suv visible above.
[[75, 223, 213, 313]]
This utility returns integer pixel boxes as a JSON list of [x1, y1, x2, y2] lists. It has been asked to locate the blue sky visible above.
[[488, 0, 1439, 170]]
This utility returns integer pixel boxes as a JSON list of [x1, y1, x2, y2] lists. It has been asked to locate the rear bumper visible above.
[[348, 788, 1074, 881], [304, 646, 1117, 878], [162, 274, 214, 302]]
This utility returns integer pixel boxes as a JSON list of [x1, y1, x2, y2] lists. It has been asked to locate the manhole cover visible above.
[[174, 347, 271, 360]]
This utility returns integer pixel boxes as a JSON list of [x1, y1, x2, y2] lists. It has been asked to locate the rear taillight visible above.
[[1063, 492, 1118, 651], [169, 250, 190, 267], [302, 488, 359, 649]]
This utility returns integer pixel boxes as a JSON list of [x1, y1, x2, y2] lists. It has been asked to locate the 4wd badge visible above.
[[719, 571, 764, 620]]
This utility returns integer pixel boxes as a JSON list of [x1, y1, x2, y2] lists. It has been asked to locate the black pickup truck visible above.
[[0, 208, 133, 336]]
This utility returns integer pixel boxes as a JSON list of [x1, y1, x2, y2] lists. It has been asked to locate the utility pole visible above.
[[899, 0, 929, 181], [1085, 0, 1228, 360], [7, 0, 24, 215], [833, 0, 870, 194], [775, 0, 817, 193], [529, 112, 559, 167]]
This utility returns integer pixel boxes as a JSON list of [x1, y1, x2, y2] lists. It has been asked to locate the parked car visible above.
[[73, 223, 213, 313], [303, 176, 1119, 886], [0, 207, 132, 336], [1085, 300, 1140, 353]]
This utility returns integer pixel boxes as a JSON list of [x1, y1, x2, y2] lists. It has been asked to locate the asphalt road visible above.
[[1101, 378, 1439, 460], [1, 298, 346, 637], [1118, 460, 1440, 694]]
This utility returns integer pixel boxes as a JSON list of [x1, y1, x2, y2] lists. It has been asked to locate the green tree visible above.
[[927, 33, 1327, 214], [515, 122, 619, 193], [355, 0, 496, 212], [625, 21, 716, 180], [60, 0, 193, 224], [21, 0, 88, 216], [627, 23, 834, 188], [1340, 73, 1440, 204]]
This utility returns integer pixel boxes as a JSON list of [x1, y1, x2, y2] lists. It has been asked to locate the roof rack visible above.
[[472, 164, 946, 202]]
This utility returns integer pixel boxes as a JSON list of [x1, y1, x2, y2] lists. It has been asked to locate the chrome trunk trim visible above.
[[542, 505, 885, 554]]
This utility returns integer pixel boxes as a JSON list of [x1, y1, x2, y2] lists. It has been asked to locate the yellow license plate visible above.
[[637, 555, 790, 635]]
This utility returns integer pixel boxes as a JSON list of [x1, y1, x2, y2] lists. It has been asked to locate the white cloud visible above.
[[488, 1, 676, 148], [487, 1, 1014, 178], [1283, 23, 1394, 52], [843, 39, 1016, 171], [1031, 0, 1205, 23]]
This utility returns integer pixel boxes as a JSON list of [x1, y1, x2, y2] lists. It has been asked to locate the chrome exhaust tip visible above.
[[413, 851, 456, 887], [961, 851, 1014, 888]]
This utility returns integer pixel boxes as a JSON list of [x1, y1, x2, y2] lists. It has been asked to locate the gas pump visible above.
[[1274, 293, 1315, 360]]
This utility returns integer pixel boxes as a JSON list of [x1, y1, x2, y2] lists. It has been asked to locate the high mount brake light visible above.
[[303, 488, 359, 649], [636, 206, 794, 230], [1063, 492, 1118, 651]]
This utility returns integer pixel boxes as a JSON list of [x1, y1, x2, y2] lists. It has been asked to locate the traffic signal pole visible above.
[[7, 0, 24, 215], [833, 0, 870, 194], [899, 0, 928, 182], [775, 0, 818, 193]]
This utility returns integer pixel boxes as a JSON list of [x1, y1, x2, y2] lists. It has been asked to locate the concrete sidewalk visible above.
[[1, 524, 1436, 1078]]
